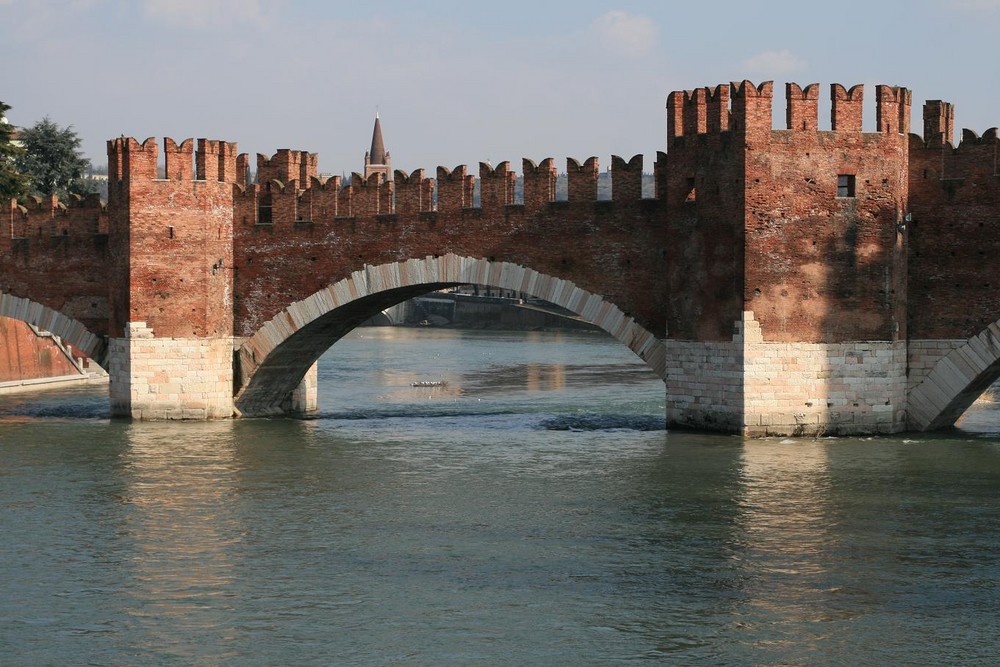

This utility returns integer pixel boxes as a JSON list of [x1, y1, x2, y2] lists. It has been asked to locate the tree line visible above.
[[0, 100, 96, 202]]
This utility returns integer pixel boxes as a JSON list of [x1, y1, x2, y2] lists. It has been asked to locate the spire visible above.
[[369, 112, 386, 165]]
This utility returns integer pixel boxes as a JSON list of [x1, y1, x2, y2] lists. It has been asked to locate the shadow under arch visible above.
[[0, 292, 108, 368], [235, 254, 666, 416], [908, 320, 1000, 431]]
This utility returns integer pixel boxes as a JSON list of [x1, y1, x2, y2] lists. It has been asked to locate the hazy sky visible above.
[[3, 0, 999, 175]]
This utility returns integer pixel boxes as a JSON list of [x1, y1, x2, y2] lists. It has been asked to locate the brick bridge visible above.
[[2, 80, 999, 436]]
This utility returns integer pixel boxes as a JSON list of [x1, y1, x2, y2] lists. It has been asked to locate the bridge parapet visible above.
[[567, 157, 599, 201], [4, 192, 106, 240], [522, 158, 556, 211], [232, 149, 653, 229], [479, 160, 514, 212], [256, 149, 317, 187], [437, 165, 473, 212]]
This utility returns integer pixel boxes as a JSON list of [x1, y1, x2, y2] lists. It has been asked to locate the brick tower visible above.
[[106, 137, 238, 419]]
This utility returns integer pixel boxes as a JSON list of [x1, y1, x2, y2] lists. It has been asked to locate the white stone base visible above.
[[109, 322, 234, 420], [665, 312, 908, 437], [285, 362, 318, 414], [664, 337, 743, 432]]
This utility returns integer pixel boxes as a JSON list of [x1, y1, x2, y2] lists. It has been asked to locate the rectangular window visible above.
[[837, 174, 856, 198]]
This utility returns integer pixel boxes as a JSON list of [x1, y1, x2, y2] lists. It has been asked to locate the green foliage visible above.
[[0, 101, 30, 201], [15, 116, 94, 198]]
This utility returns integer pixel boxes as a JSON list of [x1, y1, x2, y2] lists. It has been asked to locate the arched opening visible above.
[[0, 292, 108, 369], [235, 255, 665, 416]]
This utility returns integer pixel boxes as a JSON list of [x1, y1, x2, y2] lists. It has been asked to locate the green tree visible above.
[[16, 116, 95, 198], [0, 101, 29, 201]]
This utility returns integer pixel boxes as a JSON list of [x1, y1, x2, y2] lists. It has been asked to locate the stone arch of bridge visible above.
[[908, 321, 1000, 431], [234, 254, 666, 416], [0, 292, 108, 368]]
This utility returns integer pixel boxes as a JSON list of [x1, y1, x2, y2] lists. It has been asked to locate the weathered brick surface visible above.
[[107, 137, 235, 339], [0, 193, 109, 340], [908, 124, 1000, 339], [0, 316, 82, 382]]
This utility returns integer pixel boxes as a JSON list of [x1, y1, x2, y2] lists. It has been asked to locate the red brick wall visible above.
[[662, 84, 745, 341], [742, 86, 909, 344], [0, 317, 80, 382], [107, 137, 235, 338], [908, 128, 1000, 339], [0, 194, 110, 337], [664, 81, 909, 344]]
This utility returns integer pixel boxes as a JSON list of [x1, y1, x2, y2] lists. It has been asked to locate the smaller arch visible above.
[[0, 292, 108, 368], [908, 320, 1000, 430], [235, 254, 666, 416]]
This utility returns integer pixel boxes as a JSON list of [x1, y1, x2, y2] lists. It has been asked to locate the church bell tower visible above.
[[363, 112, 391, 182]]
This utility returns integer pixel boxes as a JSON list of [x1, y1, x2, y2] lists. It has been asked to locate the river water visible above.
[[2, 327, 1000, 665]]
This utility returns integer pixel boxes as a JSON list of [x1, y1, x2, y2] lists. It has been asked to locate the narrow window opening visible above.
[[168, 226, 174, 239], [837, 174, 856, 198], [685, 176, 696, 202], [258, 192, 273, 225]]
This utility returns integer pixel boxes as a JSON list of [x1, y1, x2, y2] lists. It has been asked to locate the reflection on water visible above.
[[2, 329, 1000, 664], [737, 440, 835, 579], [119, 424, 241, 660]]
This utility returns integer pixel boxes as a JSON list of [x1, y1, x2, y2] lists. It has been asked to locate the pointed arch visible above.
[[235, 254, 666, 416], [908, 320, 1000, 430], [0, 293, 107, 368]]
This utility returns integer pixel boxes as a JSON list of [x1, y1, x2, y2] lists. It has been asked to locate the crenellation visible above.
[[269, 179, 302, 225], [731, 80, 773, 138], [566, 157, 599, 202], [683, 87, 708, 136], [314, 175, 340, 222], [336, 176, 355, 217], [654, 151, 667, 201], [611, 154, 643, 202], [163, 137, 195, 181], [348, 172, 382, 217], [876, 85, 912, 135], [831, 83, 864, 132], [436, 165, 470, 212], [117, 136, 158, 182], [236, 153, 251, 186], [785, 82, 819, 131], [394, 168, 430, 216], [379, 174, 394, 216], [256, 149, 316, 186], [923, 99, 955, 146], [478, 160, 514, 212], [666, 91, 685, 141], [108, 138, 123, 180], [195, 139, 238, 183], [218, 141, 238, 183], [522, 158, 556, 211], [706, 84, 730, 133], [196, 139, 220, 182]]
